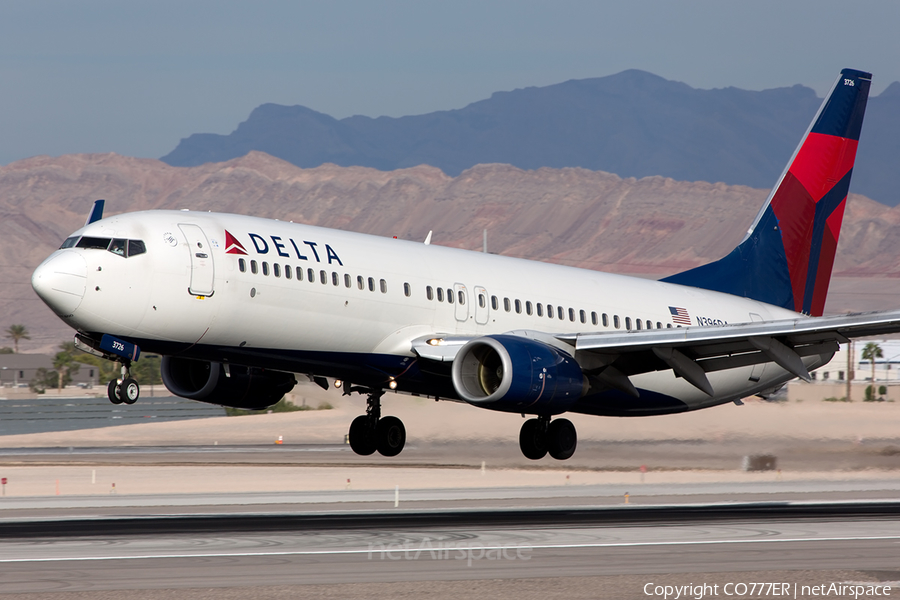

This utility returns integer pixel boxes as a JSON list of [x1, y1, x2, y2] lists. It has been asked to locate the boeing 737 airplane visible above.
[[31, 69, 900, 460]]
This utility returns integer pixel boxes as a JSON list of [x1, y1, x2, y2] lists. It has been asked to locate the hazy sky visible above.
[[2, 0, 898, 166]]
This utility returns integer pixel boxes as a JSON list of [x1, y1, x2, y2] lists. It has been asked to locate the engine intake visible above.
[[451, 335, 585, 414], [161, 356, 296, 409]]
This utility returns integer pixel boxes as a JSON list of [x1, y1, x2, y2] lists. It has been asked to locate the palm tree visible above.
[[52, 341, 80, 393], [5, 324, 30, 354], [862, 342, 884, 383]]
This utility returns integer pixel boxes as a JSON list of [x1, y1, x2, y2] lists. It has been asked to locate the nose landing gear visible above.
[[107, 362, 140, 405], [347, 389, 407, 457]]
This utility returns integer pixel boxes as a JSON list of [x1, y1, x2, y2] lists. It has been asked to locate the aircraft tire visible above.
[[547, 418, 577, 460], [519, 419, 548, 460], [107, 380, 124, 405], [349, 415, 377, 456], [376, 416, 406, 457], [121, 378, 140, 404]]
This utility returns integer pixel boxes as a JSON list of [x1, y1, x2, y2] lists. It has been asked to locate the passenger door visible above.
[[179, 224, 215, 296]]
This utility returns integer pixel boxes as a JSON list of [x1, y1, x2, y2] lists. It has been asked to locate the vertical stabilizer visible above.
[[662, 69, 871, 316]]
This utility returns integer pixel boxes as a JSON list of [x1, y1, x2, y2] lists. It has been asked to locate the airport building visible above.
[[0, 354, 99, 389]]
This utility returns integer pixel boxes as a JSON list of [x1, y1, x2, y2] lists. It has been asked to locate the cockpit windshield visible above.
[[60, 236, 147, 257]]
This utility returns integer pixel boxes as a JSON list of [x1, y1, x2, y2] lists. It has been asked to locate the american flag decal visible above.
[[669, 306, 692, 325]]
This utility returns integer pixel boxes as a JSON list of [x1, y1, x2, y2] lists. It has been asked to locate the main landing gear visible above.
[[519, 416, 577, 460], [107, 362, 140, 405], [347, 389, 406, 457]]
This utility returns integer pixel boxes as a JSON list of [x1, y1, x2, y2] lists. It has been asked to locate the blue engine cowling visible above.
[[161, 356, 296, 409], [451, 335, 586, 414]]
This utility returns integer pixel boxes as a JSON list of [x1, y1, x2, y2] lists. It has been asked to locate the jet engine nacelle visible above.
[[451, 335, 586, 414], [160, 356, 296, 409]]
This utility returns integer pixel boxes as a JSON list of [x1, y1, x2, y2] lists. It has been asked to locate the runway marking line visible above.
[[0, 535, 898, 563]]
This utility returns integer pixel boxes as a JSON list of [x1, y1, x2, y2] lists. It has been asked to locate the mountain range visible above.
[[5, 152, 900, 352], [161, 70, 900, 206]]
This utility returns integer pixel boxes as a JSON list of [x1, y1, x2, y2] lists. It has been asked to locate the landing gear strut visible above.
[[107, 362, 140, 405], [348, 389, 406, 457], [519, 416, 577, 460]]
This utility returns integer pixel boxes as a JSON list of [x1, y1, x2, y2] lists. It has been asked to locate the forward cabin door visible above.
[[179, 223, 215, 297]]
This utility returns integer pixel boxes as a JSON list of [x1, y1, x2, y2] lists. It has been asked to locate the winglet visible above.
[[85, 199, 105, 226]]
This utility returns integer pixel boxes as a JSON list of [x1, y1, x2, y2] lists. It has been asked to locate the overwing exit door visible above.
[[453, 283, 469, 322], [179, 223, 215, 296]]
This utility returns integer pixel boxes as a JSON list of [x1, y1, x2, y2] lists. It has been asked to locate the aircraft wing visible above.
[[556, 309, 900, 396], [413, 310, 900, 398]]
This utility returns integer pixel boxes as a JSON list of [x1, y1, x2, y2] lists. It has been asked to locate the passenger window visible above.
[[262, 262, 270, 276], [636, 319, 642, 330], [358, 275, 364, 290], [296, 266, 303, 281], [368, 277, 375, 292], [504, 298, 511, 312], [602, 313, 609, 327], [251, 260, 259, 275], [345, 274, 352, 288], [580, 310, 586, 324], [458, 290, 465, 304], [332, 272, 339, 286], [478, 294, 485, 308], [526, 301, 533, 316], [437, 288, 444, 302], [491, 296, 499, 310], [667, 324, 673, 329], [567, 308, 574, 322], [514, 299, 521, 314], [404, 283, 411, 297], [537, 303, 543, 317], [548, 304, 554, 319], [591, 311, 598, 326], [614, 315, 620, 329], [558, 306, 565, 320], [320, 270, 327, 284], [308, 268, 315, 282], [448, 289, 454, 304], [273, 263, 281, 278], [127, 240, 146, 257], [239, 259, 246, 273], [285, 265, 292, 279], [381, 279, 387, 294], [427, 286, 434, 300], [657, 322, 662, 329], [625, 317, 632, 330]]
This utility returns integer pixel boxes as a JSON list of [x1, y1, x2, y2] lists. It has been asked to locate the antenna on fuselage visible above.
[[424, 230, 433, 245]]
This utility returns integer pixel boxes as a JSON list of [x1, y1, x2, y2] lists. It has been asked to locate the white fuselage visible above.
[[33, 209, 824, 414]]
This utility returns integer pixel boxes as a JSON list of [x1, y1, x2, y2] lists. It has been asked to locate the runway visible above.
[[1, 503, 898, 598]]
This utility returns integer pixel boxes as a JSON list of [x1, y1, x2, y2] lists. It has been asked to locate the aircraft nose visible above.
[[32, 251, 88, 316]]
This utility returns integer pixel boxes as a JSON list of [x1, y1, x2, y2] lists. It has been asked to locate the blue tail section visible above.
[[85, 199, 105, 226], [662, 69, 871, 316]]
